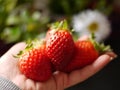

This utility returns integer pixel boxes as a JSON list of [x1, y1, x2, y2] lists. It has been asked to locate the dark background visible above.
[[0, 5, 120, 90]]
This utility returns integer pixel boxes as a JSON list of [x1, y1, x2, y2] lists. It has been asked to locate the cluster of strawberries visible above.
[[17, 20, 111, 82]]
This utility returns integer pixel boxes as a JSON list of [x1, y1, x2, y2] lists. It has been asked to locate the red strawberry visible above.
[[46, 20, 75, 71], [64, 34, 111, 72], [18, 40, 52, 81]]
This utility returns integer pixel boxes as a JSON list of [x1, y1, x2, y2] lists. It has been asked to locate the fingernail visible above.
[[110, 57, 114, 61], [110, 54, 117, 61], [105, 52, 118, 61], [114, 54, 118, 58]]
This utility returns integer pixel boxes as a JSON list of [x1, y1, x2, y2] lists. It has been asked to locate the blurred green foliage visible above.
[[0, 0, 49, 43], [0, 0, 114, 44], [49, 0, 114, 16]]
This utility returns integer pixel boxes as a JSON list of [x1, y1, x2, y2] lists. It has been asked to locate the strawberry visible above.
[[64, 33, 111, 73], [17, 40, 52, 81], [46, 20, 75, 71]]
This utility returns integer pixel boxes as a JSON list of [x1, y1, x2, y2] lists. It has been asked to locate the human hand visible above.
[[0, 42, 116, 90]]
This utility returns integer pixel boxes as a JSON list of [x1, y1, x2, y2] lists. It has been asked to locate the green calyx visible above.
[[89, 33, 112, 54], [26, 39, 45, 49], [50, 19, 69, 31], [14, 39, 45, 58]]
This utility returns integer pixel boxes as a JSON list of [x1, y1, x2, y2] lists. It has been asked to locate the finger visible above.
[[35, 77, 56, 90], [66, 54, 113, 88], [53, 71, 69, 90], [105, 51, 117, 58], [4, 42, 26, 56]]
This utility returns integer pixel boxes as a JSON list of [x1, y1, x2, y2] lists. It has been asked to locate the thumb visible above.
[[0, 42, 26, 61]]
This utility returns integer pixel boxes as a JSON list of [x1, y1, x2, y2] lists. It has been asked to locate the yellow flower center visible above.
[[88, 22, 98, 32]]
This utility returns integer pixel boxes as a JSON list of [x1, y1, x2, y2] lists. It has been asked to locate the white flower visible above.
[[72, 10, 111, 42]]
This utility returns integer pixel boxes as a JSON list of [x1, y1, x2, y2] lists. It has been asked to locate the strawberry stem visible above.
[[15, 39, 45, 58], [50, 20, 69, 30]]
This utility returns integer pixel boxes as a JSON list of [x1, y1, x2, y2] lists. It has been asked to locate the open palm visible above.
[[0, 42, 116, 90]]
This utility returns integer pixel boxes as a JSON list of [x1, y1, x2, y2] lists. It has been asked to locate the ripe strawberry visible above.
[[46, 20, 75, 71], [64, 34, 111, 73], [18, 40, 52, 81]]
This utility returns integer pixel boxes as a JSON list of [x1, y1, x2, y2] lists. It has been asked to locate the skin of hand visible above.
[[0, 40, 117, 90]]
